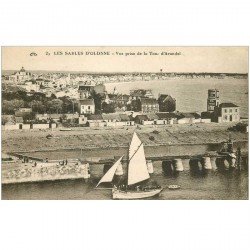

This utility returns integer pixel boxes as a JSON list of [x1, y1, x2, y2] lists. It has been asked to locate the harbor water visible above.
[[2, 168, 248, 200], [105, 78, 248, 117]]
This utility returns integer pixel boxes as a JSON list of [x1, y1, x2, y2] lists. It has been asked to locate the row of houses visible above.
[[86, 111, 211, 127], [87, 113, 134, 127], [1, 107, 241, 131], [2, 120, 57, 130], [2, 112, 133, 130], [2, 112, 84, 130], [132, 112, 210, 125]]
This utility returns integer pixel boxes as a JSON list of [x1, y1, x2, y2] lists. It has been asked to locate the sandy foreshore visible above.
[[2, 122, 248, 154]]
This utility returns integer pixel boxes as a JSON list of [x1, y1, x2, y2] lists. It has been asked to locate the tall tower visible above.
[[207, 89, 220, 112]]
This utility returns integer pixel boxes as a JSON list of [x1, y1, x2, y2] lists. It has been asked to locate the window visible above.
[[235, 109, 237, 112], [224, 109, 227, 113], [224, 115, 227, 120], [88, 106, 90, 110], [229, 109, 232, 113]]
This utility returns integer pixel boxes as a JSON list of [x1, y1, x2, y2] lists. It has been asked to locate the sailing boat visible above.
[[96, 132, 163, 199]]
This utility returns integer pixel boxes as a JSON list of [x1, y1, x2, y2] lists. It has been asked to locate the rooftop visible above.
[[146, 113, 159, 120], [102, 113, 121, 121], [88, 114, 103, 120], [134, 114, 149, 121], [179, 112, 201, 119], [130, 89, 147, 97], [156, 112, 178, 119], [79, 99, 95, 105], [119, 113, 131, 121], [158, 94, 176, 102], [141, 98, 158, 105], [219, 103, 239, 108], [20, 67, 26, 72], [78, 81, 95, 88]]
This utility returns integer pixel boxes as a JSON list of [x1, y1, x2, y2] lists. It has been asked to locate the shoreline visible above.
[[2, 122, 248, 185]]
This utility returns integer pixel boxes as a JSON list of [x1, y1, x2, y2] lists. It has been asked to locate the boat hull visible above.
[[112, 188, 163, 200]]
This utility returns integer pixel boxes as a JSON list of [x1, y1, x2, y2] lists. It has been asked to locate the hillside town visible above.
[[1, 67, 247, 131]]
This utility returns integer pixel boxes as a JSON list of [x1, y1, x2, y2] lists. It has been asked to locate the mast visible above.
[[127, 132, 150, 186], [126, 138, 130, 186], [127, 132, 135, 186]]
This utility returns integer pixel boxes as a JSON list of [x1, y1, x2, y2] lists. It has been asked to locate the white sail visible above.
[[129, 132, 142, 159], [96, 156, 123, 187], [128, 133, 150, 185]]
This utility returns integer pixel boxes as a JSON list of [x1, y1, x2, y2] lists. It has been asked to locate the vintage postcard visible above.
[[1, 46, 248, 200]]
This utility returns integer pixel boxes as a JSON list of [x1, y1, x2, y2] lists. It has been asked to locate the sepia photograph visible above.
[[1, 1, 250, 250], [1, 46, 248, 200]]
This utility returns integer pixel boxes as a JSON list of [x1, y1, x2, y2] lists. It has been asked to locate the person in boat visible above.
[[119, 184, 125, 191]]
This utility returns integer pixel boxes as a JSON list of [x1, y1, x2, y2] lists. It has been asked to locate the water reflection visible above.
[[2, 166, 248, 200]]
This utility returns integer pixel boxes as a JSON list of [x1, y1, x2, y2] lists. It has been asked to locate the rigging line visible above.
[[129, 142, 143, 162]]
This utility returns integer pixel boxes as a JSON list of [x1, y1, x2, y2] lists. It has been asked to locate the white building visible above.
[[213, 103, 240, 123], [78, 99, 95, 114], [11, 67, 32, 83], [19, 81, 40, 92]]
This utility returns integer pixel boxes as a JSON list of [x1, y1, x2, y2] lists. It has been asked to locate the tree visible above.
[[59, 96, 74, 113], [2, 99, 24, 114], [91, 90, 103, 114], [2, 115, 12, 125], [12, 99, 24, 109], [31, 92, 46, 102], [2, 100, 15, 114], [23, 112, 36, 123], [102, 102, 116, 113], [29, 100, 46, 113], [129, 99, 141, 112], [46, 99, 63, 113], [51, 93, 57, 99]]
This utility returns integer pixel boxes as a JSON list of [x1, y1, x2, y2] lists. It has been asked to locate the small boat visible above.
[[46, 134, 53, 139], [168, 185, 181, 190], [60, 128, 72, 131], [112, 187, 162, 199], [96, 132, 163, 199]]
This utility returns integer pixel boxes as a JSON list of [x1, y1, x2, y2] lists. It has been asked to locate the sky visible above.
[[1, 46, 248, 73]]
